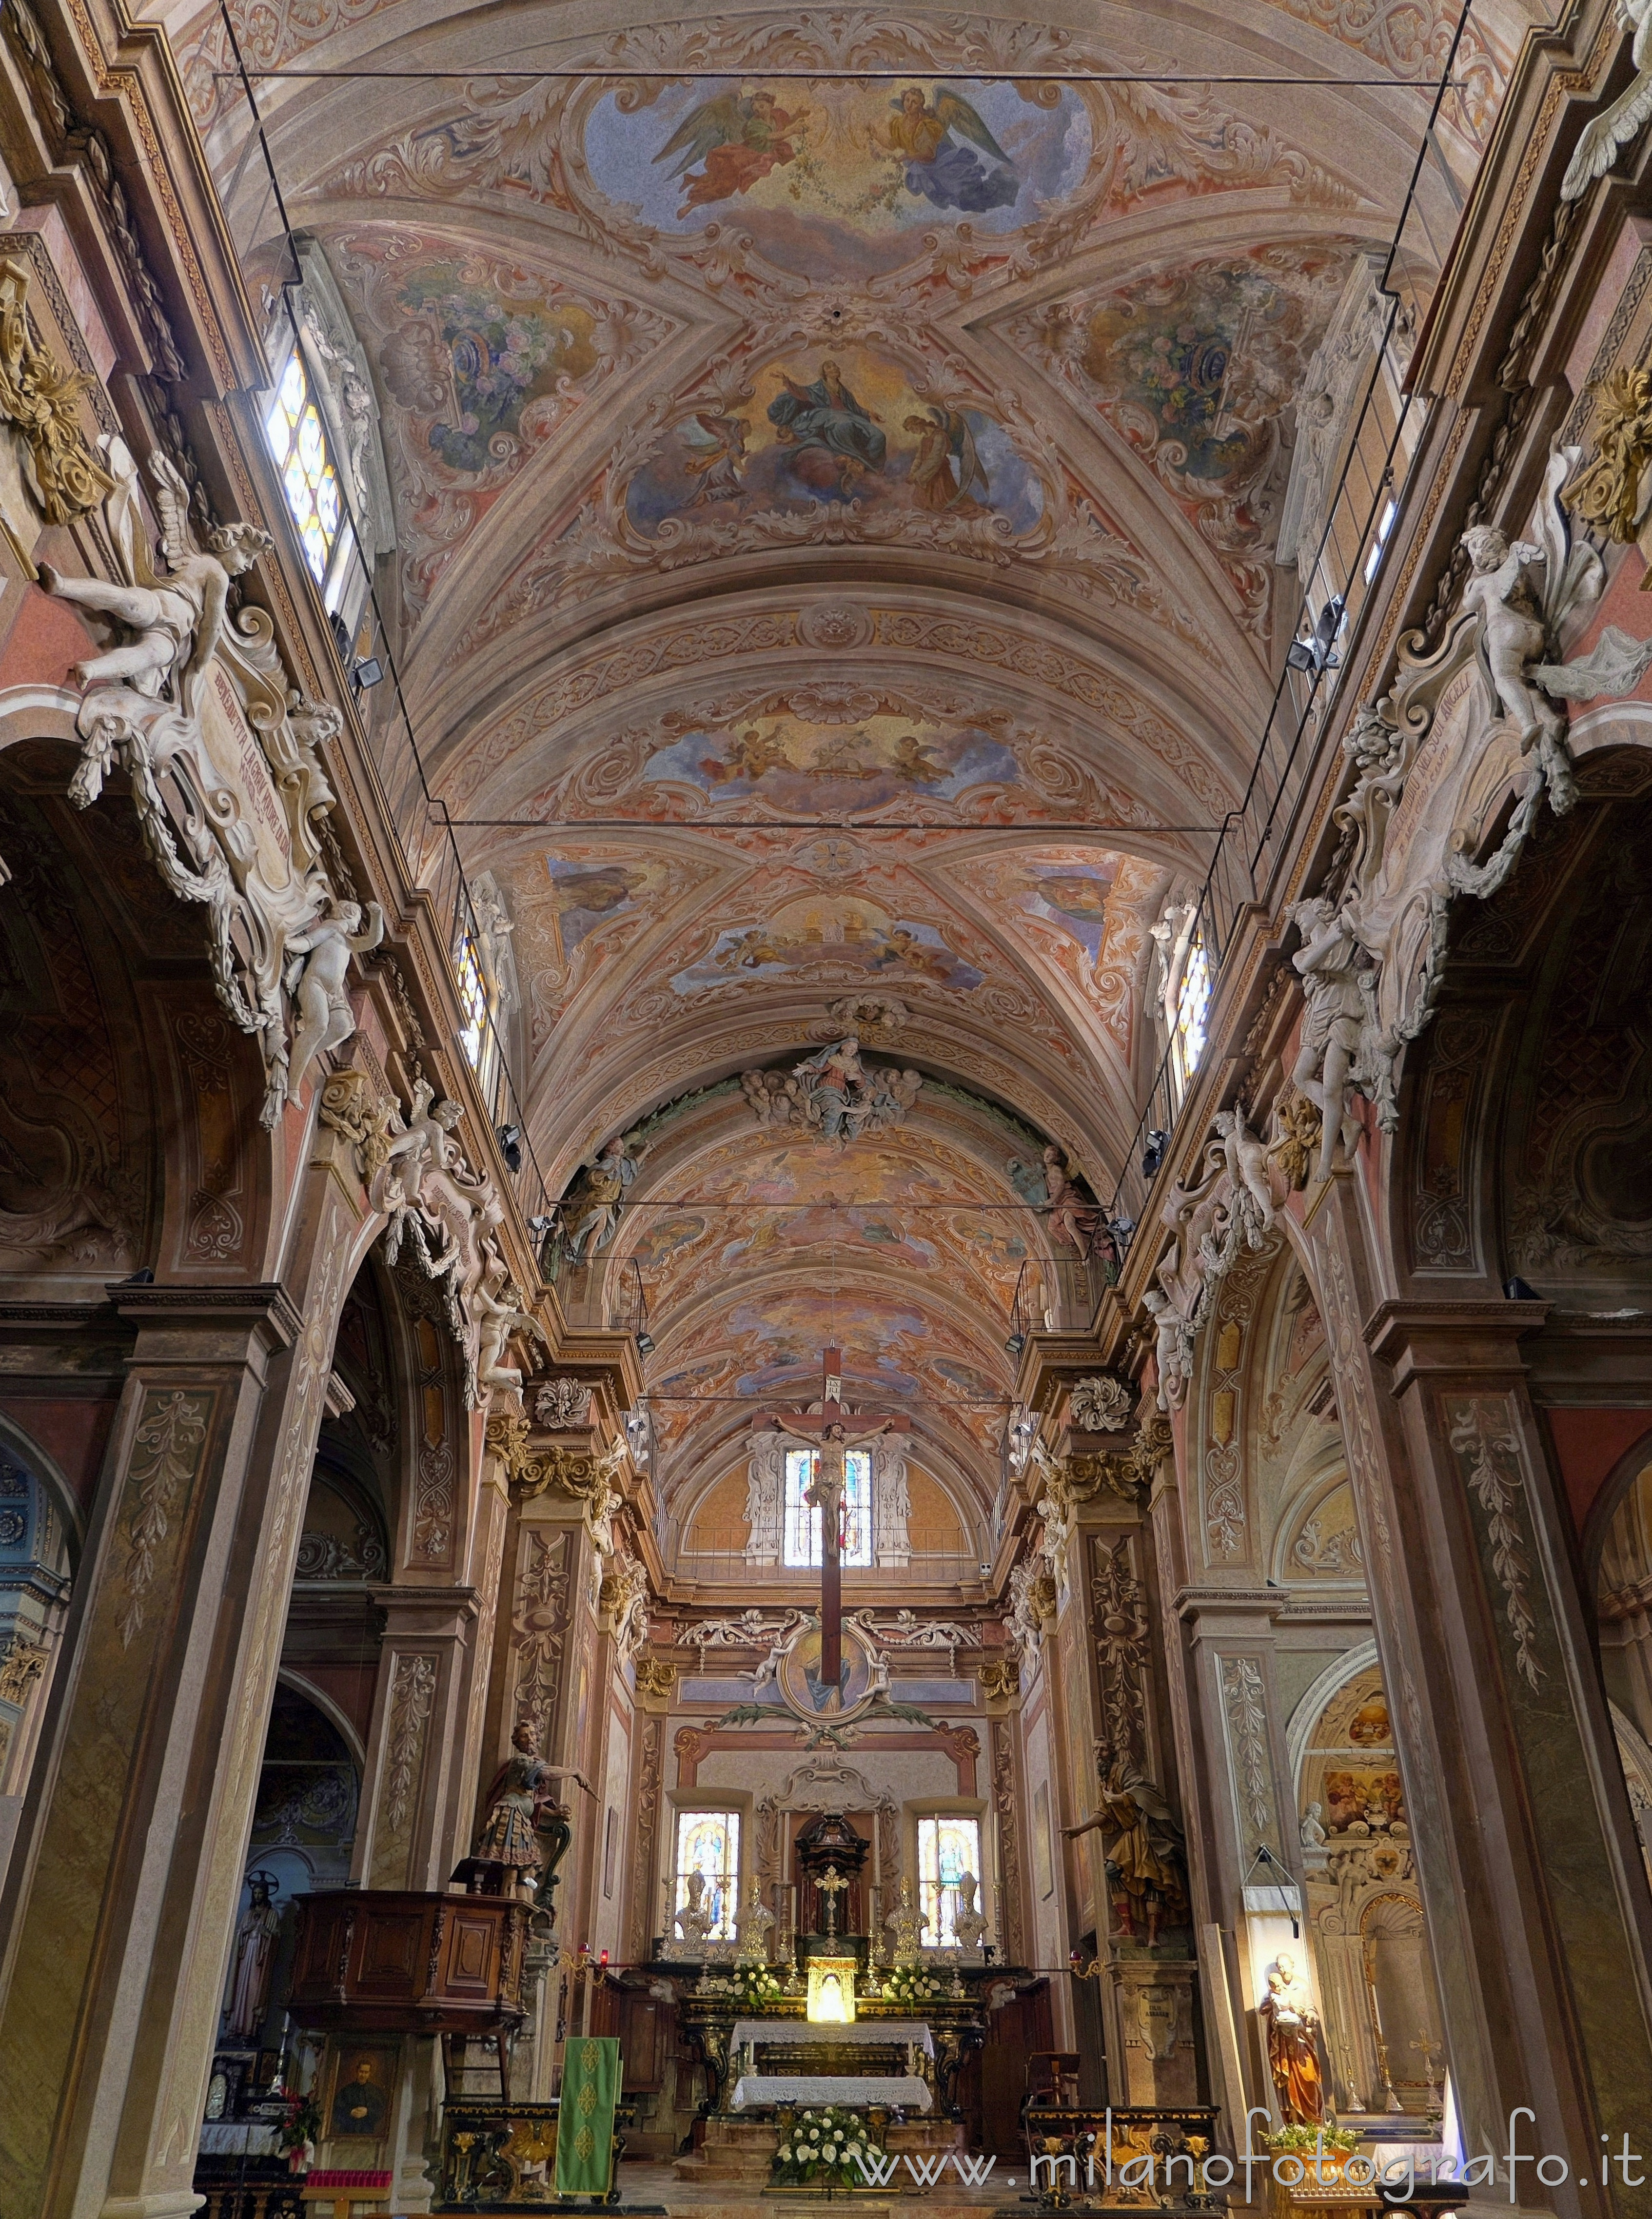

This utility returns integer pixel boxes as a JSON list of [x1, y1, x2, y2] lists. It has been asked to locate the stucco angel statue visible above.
[[283, 895, 385, 1103], [1286, 894, 1369, 1183], [474, 1261, 548, 1393], [1562, 0, 1652, 200], [41, 440, 271, 737]]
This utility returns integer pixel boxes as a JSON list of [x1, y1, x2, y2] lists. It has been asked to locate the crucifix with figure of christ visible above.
[[758, 1348, 911, 1692]]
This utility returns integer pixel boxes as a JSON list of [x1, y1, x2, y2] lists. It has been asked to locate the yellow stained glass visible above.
[[264, 352, 342, 583]]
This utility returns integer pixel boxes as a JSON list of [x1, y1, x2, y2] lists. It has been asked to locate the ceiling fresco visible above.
[[162, 0, 1532, 1516]]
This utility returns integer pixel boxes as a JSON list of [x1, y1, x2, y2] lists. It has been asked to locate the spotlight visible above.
[[1004, 1331, 1026, 1357], [528, 1214, 555, 1236], [1141, 1129, 1167, 1180], [635, 1329, 655, 1356], [1503, 1276, 1541, 1301], [978, 1562, 991, 1576], [352, 656, 383, 690], [496, 1122, 522, 1173], [1286, 593, 1345, 675]]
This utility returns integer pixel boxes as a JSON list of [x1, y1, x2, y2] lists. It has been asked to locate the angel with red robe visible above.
[[653, 89, 804, 217]]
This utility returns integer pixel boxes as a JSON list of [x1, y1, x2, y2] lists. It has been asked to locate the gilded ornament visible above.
[[1562, 365, 1652, 543], [0, 258, 114, 526]]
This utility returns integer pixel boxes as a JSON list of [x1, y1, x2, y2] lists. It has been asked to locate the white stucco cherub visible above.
[[1460, 525, 1564, 756], [283, 896, 385, 1102]]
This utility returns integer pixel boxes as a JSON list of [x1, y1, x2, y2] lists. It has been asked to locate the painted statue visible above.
[[1042, 1145, 1112, 1267], [473, 1718, 589, 1900], [1063, 1753, 1188, 1947], [223, 1872, 281, 2039], [792, 1036, 869, 1140], [559, 1132, 649, 1263], [473, 1263, 547, 1393], [1260, 1951, 1325, 2123]]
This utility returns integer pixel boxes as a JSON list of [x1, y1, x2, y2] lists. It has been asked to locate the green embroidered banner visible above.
[[554, 2035, 621, 2199]]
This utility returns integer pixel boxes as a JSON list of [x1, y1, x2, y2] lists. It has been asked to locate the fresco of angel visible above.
[[679, 411, 748, 504], [904, 406, 989, 515], [869, 86, 1018, 214], [653, 88, 806, 217]]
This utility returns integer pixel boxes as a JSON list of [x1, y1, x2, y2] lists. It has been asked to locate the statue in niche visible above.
[[473, 1718, 589, 1902], [223, 1871, 281, 2040], [558, 1132, 649, 1265], [1063, 1751, 1188, 1948], [1260, 1950, 1325, 2123], [1300, 1802, 1329, 1854]]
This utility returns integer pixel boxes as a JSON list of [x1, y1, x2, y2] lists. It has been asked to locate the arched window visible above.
[[1169, 933, 1211, 1101], [263, 350, 354, 608], [783, 1448, 872, 1568], [454, 927, 490, 1073]]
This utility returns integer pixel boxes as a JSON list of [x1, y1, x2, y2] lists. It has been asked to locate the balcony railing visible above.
[[669, 1529, 983, 1590]]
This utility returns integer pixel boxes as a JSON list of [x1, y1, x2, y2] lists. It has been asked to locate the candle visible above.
[[579, 1948, 594, 2037]]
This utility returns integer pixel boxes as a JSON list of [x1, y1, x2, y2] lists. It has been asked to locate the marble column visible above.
[[0, 1177, 364, 2218], [1306, 1170, 1652, 2205]]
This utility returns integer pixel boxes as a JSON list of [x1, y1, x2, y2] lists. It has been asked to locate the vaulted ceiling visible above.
[[163, 0, 1529, 1513]]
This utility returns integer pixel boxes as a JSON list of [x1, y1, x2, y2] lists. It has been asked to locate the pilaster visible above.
[[0, 1172, 367, 2219], [1307, 1168, 1652, 2213]]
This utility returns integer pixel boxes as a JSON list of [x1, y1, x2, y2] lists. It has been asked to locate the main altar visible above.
[[666, 1799, 992, 2191]]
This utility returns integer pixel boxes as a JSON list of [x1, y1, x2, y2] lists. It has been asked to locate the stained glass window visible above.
[[783, 1447, 871, 1568], [674, 1808, 740, 1941], [455, 930, 489, 1071], [917, 1815, 982, 1947], [1170, 934, 1211, 1100], [264, 353, 342, 584]]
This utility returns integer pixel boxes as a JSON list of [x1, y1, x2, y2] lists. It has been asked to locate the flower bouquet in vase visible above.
[[770, 2105, 887, 2193], [277, 2092, 321, 2176]]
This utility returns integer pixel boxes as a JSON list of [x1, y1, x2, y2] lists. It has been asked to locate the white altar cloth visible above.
[[730, 2074, 932, 2112], [729, 2017, 934, 2056]]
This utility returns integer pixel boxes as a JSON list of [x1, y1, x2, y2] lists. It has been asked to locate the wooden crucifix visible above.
[[758, 1348, 911, 1691]]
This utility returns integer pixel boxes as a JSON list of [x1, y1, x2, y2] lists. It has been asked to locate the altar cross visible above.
[[817, 1864, 848, 1939], [757, 1349, 911, 1689]]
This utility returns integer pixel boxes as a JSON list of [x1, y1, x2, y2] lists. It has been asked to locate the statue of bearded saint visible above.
[[1260, 1950, 1325, 2124]]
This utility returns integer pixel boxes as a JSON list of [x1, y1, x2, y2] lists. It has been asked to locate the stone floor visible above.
[[610, 2154, 1060, 2212]]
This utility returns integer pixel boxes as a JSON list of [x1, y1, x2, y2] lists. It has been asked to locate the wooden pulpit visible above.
[[287, 1890, 529, 2098]]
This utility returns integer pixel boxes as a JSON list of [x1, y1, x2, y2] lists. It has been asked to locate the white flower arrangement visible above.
[[770, 2104, 885, 2187], [881, 1964, 947, 2004]]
